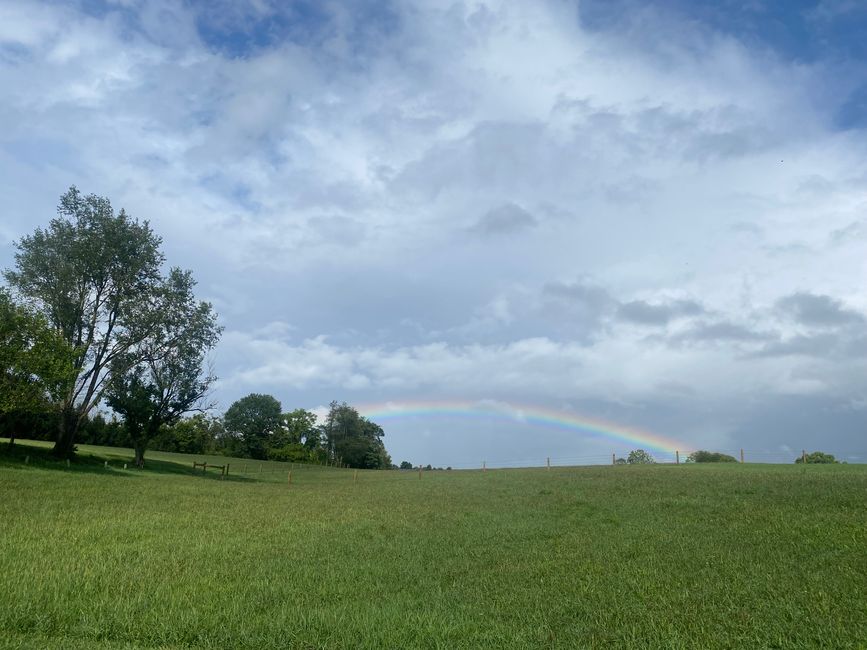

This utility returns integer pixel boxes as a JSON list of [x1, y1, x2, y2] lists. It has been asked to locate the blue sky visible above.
[[1, 0, 866, 466]]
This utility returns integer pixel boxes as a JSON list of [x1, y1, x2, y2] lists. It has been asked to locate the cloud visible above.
[[776, 292, 865, 327], [671, 321, 775, 344], [470, 202, 537, 235], [617, 298, 704, 325]]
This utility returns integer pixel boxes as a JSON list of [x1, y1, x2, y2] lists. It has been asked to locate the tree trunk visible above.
[[133, 441, 145, 468], [53, 405, 79, 458]]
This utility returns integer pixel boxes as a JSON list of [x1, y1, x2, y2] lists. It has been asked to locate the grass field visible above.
[[1, 439, 865, 649]]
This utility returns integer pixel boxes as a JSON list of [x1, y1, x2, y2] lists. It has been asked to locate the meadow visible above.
[[1, 440, 865, 649]]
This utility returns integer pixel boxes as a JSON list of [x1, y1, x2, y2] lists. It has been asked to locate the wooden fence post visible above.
[[203, 462, 208, 474], [418, 465, 422, 480], [802, 449, 807, 464], [547, 457, 550, 470], [612, 453, 615, 466], [483, 461, 486, 472], [676, 450, 680, 465], [740, 449, 744, 464]]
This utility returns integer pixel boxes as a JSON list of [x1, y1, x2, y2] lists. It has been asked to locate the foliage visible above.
[[0, 290, 75, 428], [76, 412, 128, 447], [272, 408, 320, 450], [105, 268, 221, 466], [266, 444, 311, 463], [321, 400, 391, 469], [4, 187, 166, 456], [1, 443, 864, 649], [399, 461, 413, 469], [151, 414, 225, 455], [614, 457, 627, 465], [688, 450, 738, 463], [627, 449, 655, 464], [795, 451, 838, 464], [224, 394, 283, 460]]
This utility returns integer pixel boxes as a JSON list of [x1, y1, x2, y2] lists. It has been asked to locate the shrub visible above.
[[795, 451, 838, 464], [688, 450, 738, 463], [267, 444, 312, 463], [627, 449, 655, 464]]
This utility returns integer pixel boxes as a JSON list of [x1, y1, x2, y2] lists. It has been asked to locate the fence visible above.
[[174, 447, 859, 486]]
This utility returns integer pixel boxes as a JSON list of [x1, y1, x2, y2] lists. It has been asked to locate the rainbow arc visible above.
[[358, 399, 689, 453]]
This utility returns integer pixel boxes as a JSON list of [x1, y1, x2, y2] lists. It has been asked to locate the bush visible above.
[[688, 450, 738, 463], [795, 451, 838, 464], [627, 449, 655, 464], [267, 444, 313, 463]]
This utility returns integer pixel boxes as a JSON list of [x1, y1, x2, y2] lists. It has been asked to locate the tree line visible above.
[[0, 187, 392, 469]]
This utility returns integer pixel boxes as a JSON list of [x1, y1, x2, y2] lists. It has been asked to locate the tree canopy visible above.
[[687, 450, 738, 463], [795, 451, 838, 464], [627, 449, 655, 464], [224, 393, 283, 460], [0, 289, 75, 423], [105, 268, 221, 466], [4, 187, 167, 456], [322, 401, 391, 469]]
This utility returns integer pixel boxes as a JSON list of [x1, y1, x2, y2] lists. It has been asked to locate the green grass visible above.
[[1, 440, 865, 649]]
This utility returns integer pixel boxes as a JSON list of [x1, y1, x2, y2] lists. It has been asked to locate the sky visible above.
[[1, 0, 866, 467]]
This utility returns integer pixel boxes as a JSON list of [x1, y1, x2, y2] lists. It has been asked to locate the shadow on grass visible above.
[[0, 441, 255, 483]]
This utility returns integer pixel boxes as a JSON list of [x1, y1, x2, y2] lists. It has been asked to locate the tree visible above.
[[688, 450, 737, 463], [105, 269, 220, 466], [614, 457, 627, 465], [267, 408, 320, 463], [4, 187, 166, 457], [795, 451, 838, 464], [0, 290, 75, 446], [224, 394, 283, 459], [321, 401, 391, 469], [627, 449, 655, 464], [272, 408, 319, 448], [152, 414, 224, 455], [399, 461, 413, 470]]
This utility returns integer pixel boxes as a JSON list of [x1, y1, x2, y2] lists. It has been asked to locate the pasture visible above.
[[1, 440, 865, 649]]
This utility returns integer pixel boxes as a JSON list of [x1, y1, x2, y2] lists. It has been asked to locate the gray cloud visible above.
[[470, 202, 537, 235], [776, 292, 865, 327], [829, 220, 865, 245], [753, 332, 867, 360], [672, 321, 776, 344], [541, 280, 617, 338], [617, 299, 704, 325]]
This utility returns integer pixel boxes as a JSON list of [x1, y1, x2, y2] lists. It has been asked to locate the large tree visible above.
[[4, 187, 165, 456], [0, 290, 75, 445], [223, 393, 283, 459], [105, 269, 221, 467], [322, 401, 391, 469]]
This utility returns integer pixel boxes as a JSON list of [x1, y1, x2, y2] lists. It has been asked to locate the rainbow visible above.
[[358, 399, 689, 453]]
